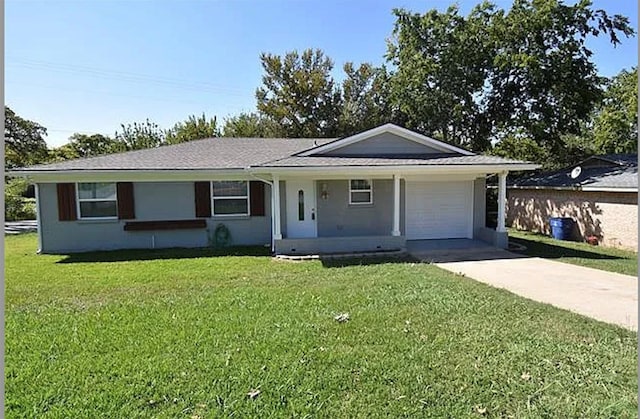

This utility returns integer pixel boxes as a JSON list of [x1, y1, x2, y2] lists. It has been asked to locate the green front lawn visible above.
[[509, 230, 638, 276], [6, 234, 637, 418]]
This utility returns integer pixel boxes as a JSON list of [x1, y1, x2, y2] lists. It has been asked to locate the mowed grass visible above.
[[6, 234, 637, 418], [509, 230, 638, 276]]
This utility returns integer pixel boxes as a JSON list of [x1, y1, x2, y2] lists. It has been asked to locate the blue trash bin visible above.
[[549, 217, 574, 241]]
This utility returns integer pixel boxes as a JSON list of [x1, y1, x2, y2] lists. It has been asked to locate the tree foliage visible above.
[[114, 119, 165, 151], [491, 132, 551, 164], [5, 106, 49, 169], [339, 63, 395, 134], [592, 67, 638, 154], [68, 133, 118, 157], [165, 114, 219, 144], [387, 0, 634, 159], [222, 112, 283, 137], [256, 49, 343, 137], [387, 4, 495, 150], [5, 177, 36, 221]]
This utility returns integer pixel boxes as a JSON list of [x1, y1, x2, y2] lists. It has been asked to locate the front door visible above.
[[285, 179, 317, 238]]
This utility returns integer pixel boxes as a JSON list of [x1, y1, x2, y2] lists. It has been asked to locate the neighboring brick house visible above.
[[507, 154, 638, 251]]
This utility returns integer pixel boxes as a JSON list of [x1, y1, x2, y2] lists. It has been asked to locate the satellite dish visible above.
[[570, 166, 582, 179]]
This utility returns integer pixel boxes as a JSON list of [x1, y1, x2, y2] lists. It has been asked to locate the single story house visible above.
[[507, 154, 638, 250], [13, 124, 537, 255]]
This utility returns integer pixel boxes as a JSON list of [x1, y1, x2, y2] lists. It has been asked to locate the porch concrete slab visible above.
[[434, 256, 638, 331]]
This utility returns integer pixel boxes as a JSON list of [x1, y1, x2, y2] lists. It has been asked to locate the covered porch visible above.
[[270, 172, 511, 256]]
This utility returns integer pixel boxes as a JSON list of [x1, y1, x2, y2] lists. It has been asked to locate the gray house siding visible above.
[[37, 181, 272, 253], [135, 182, 197, 220], [315, 179, 404, 237], [208, 182, 272, 247], [323, 133, 443, 156]]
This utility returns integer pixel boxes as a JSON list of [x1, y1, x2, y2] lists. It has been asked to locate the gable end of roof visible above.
[[296, 123, 475, 157]]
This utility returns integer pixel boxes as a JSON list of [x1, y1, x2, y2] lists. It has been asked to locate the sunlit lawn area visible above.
[[5, 234, 637, 417], [509, 229, 637, 276]]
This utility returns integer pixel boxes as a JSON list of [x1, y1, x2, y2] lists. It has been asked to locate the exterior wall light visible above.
[[321, 182, 329, 200]]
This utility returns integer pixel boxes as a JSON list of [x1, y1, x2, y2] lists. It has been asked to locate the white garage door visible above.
[[405, 181, 473, 240]]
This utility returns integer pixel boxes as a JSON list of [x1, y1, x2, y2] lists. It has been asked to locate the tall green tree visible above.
[[387, 3, 495, 150], [4, 106, 49, 169], [165, 114, 219, 144], [387, 0, 634, 158], [222, 112, 283, 137], [339, 63, 395, 135], [256, 49, 342, 137], [114, 119, 165, 151], [69, 133, 118, 157], [486, 0, 633, 155], [592, 67, 638, 154], [48, 144, 81, 162], [49, 133, 118, 161]]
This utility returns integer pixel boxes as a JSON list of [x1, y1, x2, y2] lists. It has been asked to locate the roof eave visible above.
[[251, 163, 539, 175], [10, 168, 250, 183]]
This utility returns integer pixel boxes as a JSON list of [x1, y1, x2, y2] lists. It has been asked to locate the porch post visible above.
[[272, 175, 282, 240], [35, 183, 43, 254], [497, 171, 507, 233], [392, 174, 401, 236]]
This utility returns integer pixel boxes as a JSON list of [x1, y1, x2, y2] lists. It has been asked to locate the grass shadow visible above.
[[320, 254, 418, 268], [509, 236, 624, 261], [56, 245, 272, 264]]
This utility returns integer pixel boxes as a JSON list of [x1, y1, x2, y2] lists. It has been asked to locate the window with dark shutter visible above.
[[194, 181, 212, 217], [249, 181, 265, 216], [117, 182, 135, 219], [57, 183, 77, 221]]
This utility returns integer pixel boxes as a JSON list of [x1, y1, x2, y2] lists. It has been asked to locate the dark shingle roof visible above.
[[20, 138, 335, 171], [17, 134, 533, 173], [511, 154, 638, 190]]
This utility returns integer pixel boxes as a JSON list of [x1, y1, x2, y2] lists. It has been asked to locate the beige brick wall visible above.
[[507, 189, 637, 251]]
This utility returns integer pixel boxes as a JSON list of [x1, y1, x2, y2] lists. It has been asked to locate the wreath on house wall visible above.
[[212, 223, 232, 248]]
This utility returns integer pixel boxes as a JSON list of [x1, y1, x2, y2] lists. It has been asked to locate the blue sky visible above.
[[6, 0, 638, 147]]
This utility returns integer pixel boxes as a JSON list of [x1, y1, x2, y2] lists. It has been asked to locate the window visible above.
[[298, 190, 304, 220], [77, 182, 117, 219], [349, 179, 373, 204], [212, 181, 249, 216]]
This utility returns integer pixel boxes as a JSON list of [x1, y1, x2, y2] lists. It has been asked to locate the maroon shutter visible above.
[[57, 183, 77, 221], [194, 182, 212, 217], [249, 181, 265, 216], [117, 182, 135, 220]]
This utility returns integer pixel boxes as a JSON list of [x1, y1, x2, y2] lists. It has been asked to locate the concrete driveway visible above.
[[411, 247, 637, 331]]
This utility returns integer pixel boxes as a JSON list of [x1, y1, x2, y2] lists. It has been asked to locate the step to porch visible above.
[[274, 248, 407, 261]]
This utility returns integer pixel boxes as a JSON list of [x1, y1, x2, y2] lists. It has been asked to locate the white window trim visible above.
[[211, 180, 251, 217], [76, 182, 118, 220], [349, 179, 373, 205]]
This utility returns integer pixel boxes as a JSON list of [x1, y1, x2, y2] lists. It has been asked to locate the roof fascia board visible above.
[[251, 164, 538, 176], [11, 169, 250, 183], [576, 155, 625, 168], [14, 162, 540, 183], [297, 123, 475, 157]]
